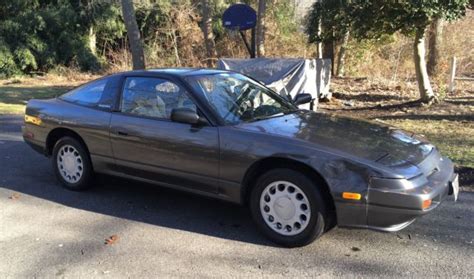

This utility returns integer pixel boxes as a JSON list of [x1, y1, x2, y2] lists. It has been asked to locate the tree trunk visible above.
[[88, 26, 97, 55], [336, 30, 349, 77], [201, 0, 217, 67], [316, 41, 322, 59], [323, 40, 334, 76], [171, 29, 181, 66], [427, 18, 444, 76], [316, 14, 322, 59], [256, 0, 266, 57], [414, 27, 435, 103], [121, 0, 145, 70]]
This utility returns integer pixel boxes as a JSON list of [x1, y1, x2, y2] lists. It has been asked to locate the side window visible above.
[[121, 77, 197, 119], [98, 75, 121, 109], [60, 78, 107, 107]]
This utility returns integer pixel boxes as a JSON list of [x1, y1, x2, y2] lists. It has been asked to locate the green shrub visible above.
[[0, 41, 19, 77]]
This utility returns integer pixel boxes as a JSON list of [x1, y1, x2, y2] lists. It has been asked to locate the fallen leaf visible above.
[[9, 193, 20, 200], [105, 235, 119, 245], [351, 247, 361, 252]]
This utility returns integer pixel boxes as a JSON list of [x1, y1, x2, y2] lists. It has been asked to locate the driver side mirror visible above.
[[293, 93, 313, 106], [171, 108, 207, 126]]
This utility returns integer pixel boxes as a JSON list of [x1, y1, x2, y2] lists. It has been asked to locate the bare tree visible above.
[[88, 26, 97, 55], [256, 0, 266, 57], [121, 0, 145, 70], [414, 27, 435, 102], [323, 40, 334, 75], [336, 30, 350, 77], [200, 0, 217, 67], [427, 17, 444, 76]]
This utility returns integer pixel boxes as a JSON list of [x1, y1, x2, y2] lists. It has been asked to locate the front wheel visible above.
[[52, 137, 93, 191], [250, 169, 327, 247]]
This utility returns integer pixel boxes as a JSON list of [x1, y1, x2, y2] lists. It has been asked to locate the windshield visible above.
[[185, 73, 297, 125]]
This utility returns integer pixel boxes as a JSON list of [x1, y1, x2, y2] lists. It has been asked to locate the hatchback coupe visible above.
[[23, 69, 459, 247]]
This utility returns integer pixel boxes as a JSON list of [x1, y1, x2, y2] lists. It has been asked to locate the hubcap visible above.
[[57, 145, 83, 183], [260, 181, 311, 236]]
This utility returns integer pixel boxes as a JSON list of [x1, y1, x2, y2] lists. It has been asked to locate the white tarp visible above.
[[217, 58, 331, 110]]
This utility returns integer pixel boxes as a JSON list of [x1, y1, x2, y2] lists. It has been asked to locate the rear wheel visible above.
[[250, 169, 327, 247], [52, 137, 93, 191]]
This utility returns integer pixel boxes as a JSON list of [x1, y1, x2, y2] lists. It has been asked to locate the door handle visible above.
[[116, 131, 129, 136]]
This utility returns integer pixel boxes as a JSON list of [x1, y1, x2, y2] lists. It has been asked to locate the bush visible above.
[[14, 47, 38, 71], [0, 41, 19, 77], [76, 46, 102, 72]]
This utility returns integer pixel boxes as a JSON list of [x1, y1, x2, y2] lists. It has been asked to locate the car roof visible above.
[[117, 68, 230, 77]]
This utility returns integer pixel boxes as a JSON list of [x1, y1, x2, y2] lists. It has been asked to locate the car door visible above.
[[109, 76, 219, 194]]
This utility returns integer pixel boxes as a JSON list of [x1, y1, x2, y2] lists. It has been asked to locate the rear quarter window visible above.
[[60, 78, 108, 107]]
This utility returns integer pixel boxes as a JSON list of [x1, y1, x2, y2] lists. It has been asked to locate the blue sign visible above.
[[222, 4, 257, 31]]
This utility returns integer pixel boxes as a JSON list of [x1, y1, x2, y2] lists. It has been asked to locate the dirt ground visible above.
[[322, 78, 474, 118]]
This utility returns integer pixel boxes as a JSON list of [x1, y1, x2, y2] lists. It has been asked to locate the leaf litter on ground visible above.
[[105, 235, 119, 245], [9, 193, 20, 200]]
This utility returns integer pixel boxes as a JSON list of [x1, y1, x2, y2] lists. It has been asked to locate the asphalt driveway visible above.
[[0, 115, 473, 278]]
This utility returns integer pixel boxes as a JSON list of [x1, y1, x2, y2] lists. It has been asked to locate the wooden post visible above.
[[448, 57, 457, 94]]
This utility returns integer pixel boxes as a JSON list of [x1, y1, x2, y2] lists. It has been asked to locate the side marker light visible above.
[[342, 192, 361, 200]]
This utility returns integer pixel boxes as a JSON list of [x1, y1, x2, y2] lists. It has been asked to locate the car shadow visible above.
[[0, 129, 277, 246]]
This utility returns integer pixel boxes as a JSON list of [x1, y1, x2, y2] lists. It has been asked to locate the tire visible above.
[[250, 169, 327, 247], [52, 136, 94, 191]]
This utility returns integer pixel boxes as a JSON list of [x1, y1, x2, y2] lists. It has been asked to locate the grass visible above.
[[0, 85, 75, 114], [0, 73, 96, 114], [385, 119, 474, 169]]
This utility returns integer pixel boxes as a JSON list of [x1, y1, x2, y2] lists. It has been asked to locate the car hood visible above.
[[235, 111, 434, 166]]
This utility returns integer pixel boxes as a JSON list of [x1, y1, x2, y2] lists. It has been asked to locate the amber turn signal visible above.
[[342, 192, 362, 200], [25, 115, 42, 126], [422, 199, 432, 209]]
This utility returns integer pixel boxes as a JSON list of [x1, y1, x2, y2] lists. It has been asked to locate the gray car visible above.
[[23, 69, 459, 247]]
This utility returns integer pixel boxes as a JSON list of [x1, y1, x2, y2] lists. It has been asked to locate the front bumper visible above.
[[366, 156, 456, 231], [22, 125, 47, 155]]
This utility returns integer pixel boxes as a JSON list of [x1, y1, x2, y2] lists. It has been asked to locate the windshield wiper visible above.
[[248, 112, 285, 122], [247, 108, 299, 122], [283, 109, 299, 115]]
